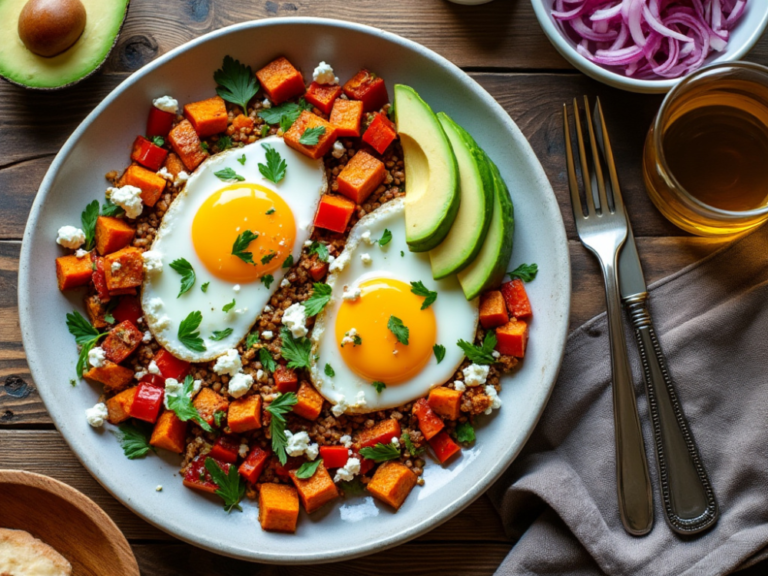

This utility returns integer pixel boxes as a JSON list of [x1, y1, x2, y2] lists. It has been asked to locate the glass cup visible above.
[[643, 62, 768, 237]]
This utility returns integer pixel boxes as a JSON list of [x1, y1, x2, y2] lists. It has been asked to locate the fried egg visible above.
[[142, 136, 326, 362], [310, 198, 478, 413]]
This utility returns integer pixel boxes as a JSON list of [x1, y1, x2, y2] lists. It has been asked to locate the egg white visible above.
[[310, 198, 478, 413], [142, 136, 327, 362]]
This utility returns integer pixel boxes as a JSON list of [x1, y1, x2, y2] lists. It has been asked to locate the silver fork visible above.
[[563, 96, 654, 536]]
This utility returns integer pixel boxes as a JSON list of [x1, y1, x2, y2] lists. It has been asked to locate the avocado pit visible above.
[[18, 0, 87, 58]]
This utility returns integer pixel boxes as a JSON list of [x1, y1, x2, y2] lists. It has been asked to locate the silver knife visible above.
[[594, 107, 719, 534]]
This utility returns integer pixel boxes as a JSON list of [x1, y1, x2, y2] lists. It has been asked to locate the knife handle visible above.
[[625, 293, 718, 534]]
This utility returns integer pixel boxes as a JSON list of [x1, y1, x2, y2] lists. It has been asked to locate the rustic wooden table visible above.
[[1, 1, 767, 574]]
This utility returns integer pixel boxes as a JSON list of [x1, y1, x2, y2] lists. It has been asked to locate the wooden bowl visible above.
[[0, 470, 139, 575]]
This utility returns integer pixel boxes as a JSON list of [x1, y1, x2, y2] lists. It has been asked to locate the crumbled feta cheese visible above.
[[148, 360, 160, 375], [340, 328, 359, 347], [88, 347, 106, 368], [85, 403, 109, 427], [327, 255, 336, 264], [360, 230, 374, 245], [360, 253, 372, 265], [354, 390, 367, 408], [391, 436, 400, 447], [154, 316, 171, 331], [340, 434, 353, 448], [463, 363, 490, 387], [175, 171, 189, 185], [280, 278, 291, 288], [329, 251, 350, 272], [163, 378, 183, 409], [56, 225, 85, 249], [153, 95, 178, 114], [233, 284, 241, 293], [263, 305, 273, 313], [147, 297, 163, 315], [454, 380, 466, 392], [261, 330, 273, 340], [192, 379, 202, 396], [492, 350, 501, 359], [256, 369, 264, 381], [108, 185, 143, 219], [342, 286, 361, 301], [239, 444, 249, 458], [332, 396, 349, 417], [134, 371, 146, 381], [262, 98, 272, 109], [213, 349, 242, 377], [484, 385, 502, 415], [313, 61, 339, 85], [143, 331, 152, 343], [332, 140, 345, 158], [234, 307, 248, 315], [156, 166, 173, 181], [334, 457, 361, 483], [75, 248, 88, 258], [111, 261, 122, 274], [393, 349, 398, 355], [228, 372, 253, 398], [282, 303, 307, 338], [285, 430, 319, 460], [304, 240, 313, 248], [142, 250, 163, 274], [156, 485, 163, 492]]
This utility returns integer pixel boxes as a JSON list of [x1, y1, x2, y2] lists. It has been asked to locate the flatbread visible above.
[[0, 528, 72, 576]]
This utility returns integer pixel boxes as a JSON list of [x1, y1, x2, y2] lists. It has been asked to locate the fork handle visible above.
[[625, 294, 718, 534], [601, 256, 654, 536]]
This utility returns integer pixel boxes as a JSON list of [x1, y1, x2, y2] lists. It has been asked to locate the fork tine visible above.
[[572, 98, 596, 216], [582, 95, 610, 214], [562, 103, 584, 219], [594, 97, 624, 213]]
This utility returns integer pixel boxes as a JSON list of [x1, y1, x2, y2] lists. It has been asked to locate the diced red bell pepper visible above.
[[495, 319, 529, 358], [314, 194, 356, 234], [239, 446, 270, 484], [309, 262, 328, 281], [429, 430, 461, 464], [129, 381, 164, 423], [146, 106, 175, 138], [274, 365, 298, 394], [130, 136, 169, 172], [140, 374, 165, 388], [412, 398, 444, 441], [111, 295, 142, 327], [500, 279, 533, 320], [319, 445, 349, 469], [304, 81, 343, 115], [209, 435, 241, 464], [183, 455, 231, 494], [362, 113, 397, 155], [274, 456, 303, 478], [154, 348, 190, 381], [91, 254, 110, 302], [343, 69, 389, 112]]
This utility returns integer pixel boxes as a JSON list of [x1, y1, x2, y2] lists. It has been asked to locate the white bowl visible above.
[[18, 18, 570, 564], [530, 0, 768, 93]]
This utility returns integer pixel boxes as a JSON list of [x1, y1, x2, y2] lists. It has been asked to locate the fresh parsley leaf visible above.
[[204, 457, 246, 513], [279, 327, 312, 370], [113, 422, 155, 459], [258, 143, 287, 184], [259, 347, 276, 372], [378, 229, 392, 246], [372, 381, 386, 393], [201, 282, 210, 293], [433, 344, 446, 364], [169, 258, 196, 297], [222, 299, 236, 313], [303, 283, 332, 317], [387, 316, 409, 345], [508, 263, 539, 282], [266, 208, 275, 215], [213, 55, 259, 115], [214, 167, 245, 182], [101, 200, 124, 217], [455, 421, 476, 443], [410, 281, 437, 310], [295, 458, 322, 479], [266, 392, 298, 465], [214, 410, 226, 428], [232, 230, 258, 264], [81, 200, 99, 250], [400, 250, 404, 257], [217, 135, 232, 151], [359, 442, 401, 462], [210, 328, 233, 341], [279, 114, 294, 133], [258, 100, 309, 129], [261, 251, 277, 265], [457, 331, 498, 365], [299, 126, 326, 145], [260, 125, 269, 138], [282, 254, 294, 269], [102, 299, 119, 324], [324, 363, 335, 377], [167, 375, 212, 432], [354, 334, 362, 346], [237, 154, 246, 165], [246, 332, 259, 349], [402, 431, 425, 457], [178, 311, 206, 352], [261, 274, 274, 289], [201, 141, 210, 152], [308, 241, 329, 262], [66, 310, 105, 378], [151, 135, 165, 147]]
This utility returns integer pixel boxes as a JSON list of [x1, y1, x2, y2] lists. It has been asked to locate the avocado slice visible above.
[[457, 153, 515, 300], [394, 84, 459, 252], [0, 0, 129, 90], [429, 113, 494, 279]]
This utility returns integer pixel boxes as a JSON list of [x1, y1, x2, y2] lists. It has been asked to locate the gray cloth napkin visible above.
[[489, 223, 768, 576]]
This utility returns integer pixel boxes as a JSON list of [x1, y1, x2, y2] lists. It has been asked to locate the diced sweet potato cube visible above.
[[95, 216, 135, 255], [163, 152, 186, 178], [84, 361, 134, 393], [304, 81, 343, 115], [232, 114, 254, 132], [412, 398, 444, 440], [84, 294, 108, 329], [309, 261, 328, 281], [284, 110, 338, 160], [496, 319, 529, 358], [356, 419, 401, 449], [289, 461, 339, 513], [56, 253, 93, 291], [119, 165, 167, 208], [259, 483, 300, 533], [102, 320, 143, 364], [313, 194, 355, 233], [184, 96, 229, 138], [150, 410, 188, 453], [427, 387, 463, 421], [367, 461, 417, 510], [274, 365, 298, 393], [227, 395, 262, 433], [500, 279, 533, 320], [168, 119, 208, 172], [256, 56, 305, 104], [330, 99, 364, 137], [106, 387, 137, 425], [343, 69, 389, 112], [479, 290, 509, 329], [193, 387, 229, 426], [336, 150, 386, 205], [292, 382, 324, 421], [104, 247, 144, 291]]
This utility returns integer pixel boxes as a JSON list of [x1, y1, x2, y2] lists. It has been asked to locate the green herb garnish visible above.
[[166, 375, 212, 432], [204, 457, 246, 513], [402, 431, 424, 457], [178, 311, 206, 352], [282, 254, 294, 269], [299, 126, 326, 145], [433, 344, 446, 364], [101, 199, 124, 217], [308, 241, 329, 262], [80, 200, 99, 250], [457, 331, 497, 365], [214, 55, 259, 115], [295, 459, 322, 479], [455, 421, 476, 443], [303, 283, 332, 317], [359, 442, 401, 462], [279, 327, 312, 370], [201, 282, 210, 293], [210, 328, 233, 341], [387, 316, 409, 345], [410, 281, 437, 310], [217, 135, 232, 151], [222, 299, 236, 313], [258, 143, 287, 184], [266, 392, 298, 465], [231, 230, 258, 264], [237, 154, 246, 165], [378, 229, 392, 246], [372, 381, 386, 393], [151, 135, 165, 147], [261, 252, 277, 265], [214, 167, 245, 182], [169, 258, 196, 297], [324, 363, 335, 377], [114, 422, 155, 459], [259, 347, 276, 372], [508, 263, 539, 282], [65, 310, 106, 379], [261, 274, 274, 289]]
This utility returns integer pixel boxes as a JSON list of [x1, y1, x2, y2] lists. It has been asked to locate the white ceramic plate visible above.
[[18, 18, 570, 564]]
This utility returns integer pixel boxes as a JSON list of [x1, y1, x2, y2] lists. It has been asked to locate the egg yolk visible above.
[[191, 183, 296, 284], [335, 278, 437, 385]]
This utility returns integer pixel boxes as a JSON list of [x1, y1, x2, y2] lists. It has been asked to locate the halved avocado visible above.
[[0, 0, 129, 90], [457, 153, 515, 300], [394, 84, 459, 252], [429, 113, 494, 280]]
